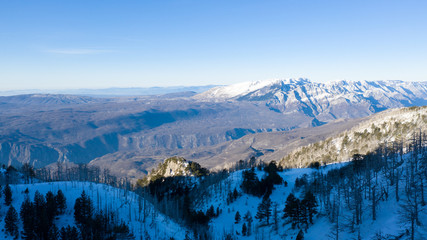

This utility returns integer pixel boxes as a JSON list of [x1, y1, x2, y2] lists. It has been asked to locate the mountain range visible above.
[[196, 78, 427, 121], [0, 79, 426, 181]]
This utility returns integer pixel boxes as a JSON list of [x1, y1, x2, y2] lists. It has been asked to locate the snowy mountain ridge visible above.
[[195, 78, 427, 121]]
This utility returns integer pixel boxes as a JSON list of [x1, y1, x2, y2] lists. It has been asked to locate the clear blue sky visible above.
[[1, 0, 426, 90]]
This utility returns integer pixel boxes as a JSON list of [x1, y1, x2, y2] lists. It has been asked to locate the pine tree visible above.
[[283, 193, 301, 228], [302, 191, 318, 224], [241, 168, 261, 196], [55, 189, 67, 214], [4, 184, 12, 206], [74, 191, 94, 240], [68, 226, 79, 240], [92, 211, 106, 240], [296, 229, 304, 240], [60, 225, 80, 240], [206, 205, 215, 218], [34, 190, 49, 240], [45, 191, 58, 224], [5, 205, 19, 238], [242, 223, 247, 236], [20, 196, 35, 240], [255, 195, 272, 225], [235, 211, 241, 223], [47, 224, 59, 240]]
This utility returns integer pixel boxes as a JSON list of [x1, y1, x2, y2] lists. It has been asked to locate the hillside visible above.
[[279, 106, 427, 168], [190, 149, 426, 239], [0, 181, 189, 240]]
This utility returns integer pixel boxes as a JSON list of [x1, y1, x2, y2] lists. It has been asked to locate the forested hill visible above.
[[187, 133, 426, 239], [280, 106, 427, 168], [0, 180, 189, 240]]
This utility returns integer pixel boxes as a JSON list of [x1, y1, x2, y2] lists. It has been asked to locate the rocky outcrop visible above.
[[137, 156, 207, 186]]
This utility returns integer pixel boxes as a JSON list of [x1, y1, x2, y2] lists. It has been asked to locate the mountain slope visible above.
[[194, 154, 426, 240], [0, 181, 189, 240], [279, 106, 427, 168], [196, 78, 427, 121]]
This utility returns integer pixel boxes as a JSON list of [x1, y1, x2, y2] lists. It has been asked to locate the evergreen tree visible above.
[[206, 205, 215, 218], [296, 229, 304, 240], [242, 223, 247, 236], [92, 211, 107, 240], [234, 211, 241, 223], [55, 189, 67, 214], [233, 188, 239, 200], [20, 196, 35, 240], [74, 191, 94, 240], [283, 193, 301, 228], [60, 225, 80, 240], [255, 195, 272, 225], [241, 168, 261, 196], [45, 191, 58, 223], [34, 190, 49, 240], [47, 224, 59, 240], [5, 205, 19, 238], [302, 191, 318, 224], [4, 184, 12, 206]]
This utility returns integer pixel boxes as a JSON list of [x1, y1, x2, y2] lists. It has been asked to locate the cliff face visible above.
[[0, 142, 60, 168]]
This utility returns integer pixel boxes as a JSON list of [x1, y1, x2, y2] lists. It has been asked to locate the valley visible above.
[[1, 79, 426, 182]]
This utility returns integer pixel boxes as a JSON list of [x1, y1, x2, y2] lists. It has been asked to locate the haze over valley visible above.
[[1, 78, 426, 181]]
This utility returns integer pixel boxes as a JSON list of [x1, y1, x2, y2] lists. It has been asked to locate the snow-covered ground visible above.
[[0, 181, 188, 240], [0, 155, 425, 240], [197, 160, 426, 240]]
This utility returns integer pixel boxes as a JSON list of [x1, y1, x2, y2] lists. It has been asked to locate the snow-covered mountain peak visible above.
[[195, 78, 427, 121], [194, 78, 310, 100]]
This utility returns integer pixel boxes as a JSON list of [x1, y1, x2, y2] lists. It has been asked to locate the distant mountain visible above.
[[0, 94, 101, 105], [0, 85, 218, 97], [196, 78, 427, 121]]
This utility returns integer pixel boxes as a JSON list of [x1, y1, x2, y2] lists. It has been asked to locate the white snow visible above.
[[195, 159, 426, 240], [0, 181, 189, 240]]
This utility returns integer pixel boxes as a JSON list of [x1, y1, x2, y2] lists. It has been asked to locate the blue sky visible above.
[[1, 0, 426, 90]]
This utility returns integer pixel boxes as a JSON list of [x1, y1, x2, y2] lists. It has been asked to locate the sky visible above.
[[0, 0, 426, 90]]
